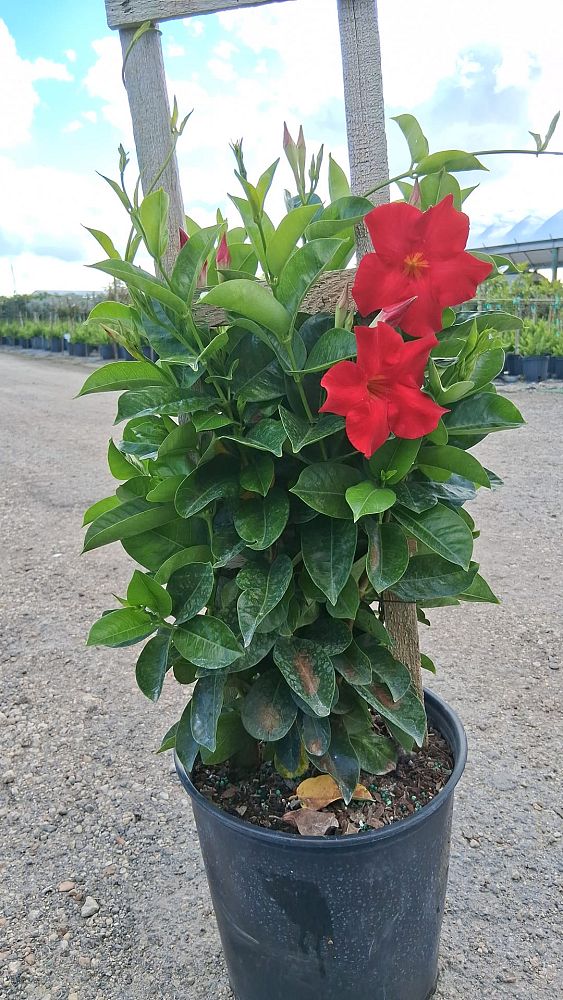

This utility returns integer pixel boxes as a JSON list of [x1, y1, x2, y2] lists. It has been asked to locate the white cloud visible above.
[[215, 41, 238, 60], [83, 36, 131, 137], [82, 110, 98, 124], [0, 19, 73, 149], [166, 42, 186, 58], [62, 120, 83, 134], [183, 19, 204, 37], [65, 48, 77, 63], [207, 58, 235, 82]]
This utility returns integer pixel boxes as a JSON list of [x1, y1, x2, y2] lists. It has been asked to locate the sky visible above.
[[1, 0, 562, 296]]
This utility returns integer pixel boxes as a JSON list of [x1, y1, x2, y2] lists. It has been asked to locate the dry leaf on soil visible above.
[[283, 809, 339, 836], [296, 774, 373, 809]]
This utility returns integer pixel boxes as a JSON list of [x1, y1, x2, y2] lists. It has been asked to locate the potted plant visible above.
[[520, 319, 551, 380], [80, 123, 524, 1000], [69, 327, 88, 357]]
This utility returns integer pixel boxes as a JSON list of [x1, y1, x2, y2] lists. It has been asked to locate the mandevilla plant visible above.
[[80, 118, 525, 806]]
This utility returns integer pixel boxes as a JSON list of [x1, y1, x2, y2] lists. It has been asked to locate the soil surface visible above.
[[1, 349, 562, 1000], [192, 727, 453, 835]]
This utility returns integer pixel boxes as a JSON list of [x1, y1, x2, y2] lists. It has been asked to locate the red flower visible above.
[[353, 195, 492, 338], [320, 323, 447, 458]]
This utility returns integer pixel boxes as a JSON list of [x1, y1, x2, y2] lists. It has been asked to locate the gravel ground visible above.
[[0, 350, 561, 1000]]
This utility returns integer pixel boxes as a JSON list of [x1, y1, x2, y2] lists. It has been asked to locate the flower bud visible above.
[[179, 227, 189, 249], [371, 296, 418, 328], [197, 260, 209, 289], [216, 233, 231, 271], [408, 178, 422, 210], [335, 283, 355, 330]]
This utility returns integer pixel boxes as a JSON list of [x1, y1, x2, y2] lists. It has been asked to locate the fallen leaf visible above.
[[296, 774, 373, 809], [283, 809, 339, 836]]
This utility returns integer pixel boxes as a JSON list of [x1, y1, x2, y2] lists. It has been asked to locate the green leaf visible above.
[[301, 516, 357, 605], [306, 198, 373, 239], [365, 520, 409, 592], [135, 633, 170, 701], [267, 205, 320, 277], [176, 703, 199, 772], [392, 503, 473, 570], [299, 713, 331, 757], [419, 170, 462, 211], [127, 570, 172, 617], [444, 392, 524, 435], [173, 616, 242, 670], [315, 719, 359, 804], [418, 445, 490, 487], [468, 348, 505, 393], [116, 386, 215, 422], [355, 682, 426, 748], [332, 641, 372, 685], [392, 114, 429, 162], [241, 669, 297, 741], [368, 437, 422, 485], [326, 575, 360, 619], [146, 476, 185, 503], [171, 226, 219, 303], [357, 640, 411, 700], [421, 653, 436, 673], [82, 495, 120, 526], [234, 489, 289, 550], [298, 327, 356, 373], [190, 673, 227, 752], [438, 380, 475, 404], [122, 518, 207, 571], [279, 407, 344, 452], [459, 573, 500, 604], [298, 616, 352, 655], [175, 457, 239, 518], [91, 259, 186, 314], [230, 338, 285, 403], [391, 555, 478, 602], [85, 227, 121, 260], [290, 462, 361, 519], [226, 419, 287, 457], [156, 721, 178, 754], [426, 418, 448, 445], [78, 361, 171, 396], [393, 480, 437, 512], [154, 545, 212, 584], [354, 607, 392, 646], [193, 412, 230, 432], [274, 724, 307, 778], [416, 150, 488, 174], [240, 454, 274, 496], [328, 154, 351, 202], [273, 638, 335, 717], [138, 188, 169, 259], [167, 563, 214, 624], [275, 239, 343, 322], [87, 608, 155, 647], [350, 730, 397, 775], [200, 280, 290, 340], [200, 712, 252, 764], [345, 482, 396, 521], [83, 499, 175, 553], [236, 556, 293, 647]]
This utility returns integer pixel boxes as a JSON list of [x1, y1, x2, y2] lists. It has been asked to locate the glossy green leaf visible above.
[[240, 454, 274, 496], [368, 437, 422, 485], [459, 573, 500, 604], [290, 462, 361, 519], [393, 479, 438, 512], [297, 616, 352, 655], [419, 170, 462, 211], [306, 198, 373, 239], [227, 419, 287, 457], [299, 713, 331, 757], [122, 518, 207, 572], [83, 495, 120, 526], [301, 516, 357, 605], [354, 607, 392, 646], [444, 392, 524, 435], [279, 407, 344, 452], [468, 348, 505, 393], [234, 489, 289, 550], [349, 730, 397, 775], [365, 520, 409, 592], [171, 226, 219, 303], [345, 482, 396, 521], [156, 721, 178, 754], [357, 639, 411, 701], [168, 562, 214, 624], [421, 653, 436, 673], [200, 280, 290, 339], [391, 555, 478, 602], [200, 712, 252, 764], [91, 259, 186, 314], [230, 338, 285, 403], [154, 545, 212, 584], [138, 188, 169, 259], [83, 499, 175, 552], [127, 569, 172, 617], [79, 361, 170, 397], [190, 673, 227, 751], [328, 155, 351, 202], [315, 719, 359, 804], [326, 575, 360, 619], [87, 608, 155, 647], [241, 670, 297, 741], [236, 555, 293, 646], [392, 113, 429, 162], [175, 457, 239, 518], [332, 641, 372, 685], [356, 681, 426, 747], [116, 386, 214, 422], [146, 476, 185, 503], [173, 616, 242, 670], [176, 702, 199, 772], [393, 503, 473, 570], [267, 205, 320, 276], [135, 633, 170, 701], [298, 327, 356, 374], [274, 637, 335, 717], [275, 239, 343, 322], [273, 724, 308, 778], [107, 440, 142, 480], [416, 150, 488, 174], [418, 445, 490, 487], [85, 227, 121, 260]]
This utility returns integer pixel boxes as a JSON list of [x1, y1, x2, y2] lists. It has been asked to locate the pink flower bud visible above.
[[216, 233, 231, 270], [297, 125, 305, 150], [283, 122, 295, 151], [179, 227, 189, 249], [335, 282, 354, 328], [374, 296, 418, 328], [408, 179, 422, 210], [197, 260, 208, 289]]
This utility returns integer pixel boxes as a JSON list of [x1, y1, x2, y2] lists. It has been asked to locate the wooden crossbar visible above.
[[105, 0, 294, 29]]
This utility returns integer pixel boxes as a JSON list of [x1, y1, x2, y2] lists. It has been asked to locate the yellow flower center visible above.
[[403, 251, 429, 278]]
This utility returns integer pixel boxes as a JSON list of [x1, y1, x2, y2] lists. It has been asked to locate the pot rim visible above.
[[175, 688, 467, 849]]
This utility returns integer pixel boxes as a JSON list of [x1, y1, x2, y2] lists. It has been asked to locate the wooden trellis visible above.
[[103, 0, 423, 694]]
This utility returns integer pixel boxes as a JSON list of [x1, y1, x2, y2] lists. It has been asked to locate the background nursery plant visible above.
[[80, 120, 524, 831]]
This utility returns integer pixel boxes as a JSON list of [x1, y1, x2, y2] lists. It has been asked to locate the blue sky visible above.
[[1, 0, 562, 295]]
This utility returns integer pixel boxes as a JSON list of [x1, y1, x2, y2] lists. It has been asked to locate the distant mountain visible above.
[[470, 211, 563, 249]]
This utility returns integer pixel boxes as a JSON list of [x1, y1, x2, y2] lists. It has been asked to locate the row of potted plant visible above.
[[0, 319, 157, 361], [502, 319, 563, 379]]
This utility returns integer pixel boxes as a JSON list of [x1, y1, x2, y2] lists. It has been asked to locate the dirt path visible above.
[[1, 350, 561, 1000]]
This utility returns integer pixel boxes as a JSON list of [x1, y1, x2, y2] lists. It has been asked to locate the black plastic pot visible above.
[[118, 345, 135, 360], [100, 344, 117, 360], [550, 355, 563, 379], [31, 336, 42, 349], [71, 341, 87, 357], [504, 352, 523, 376], [50, 336, 63, 353], [176, 689, 467, 1000], [522, 355, 549, 381]]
